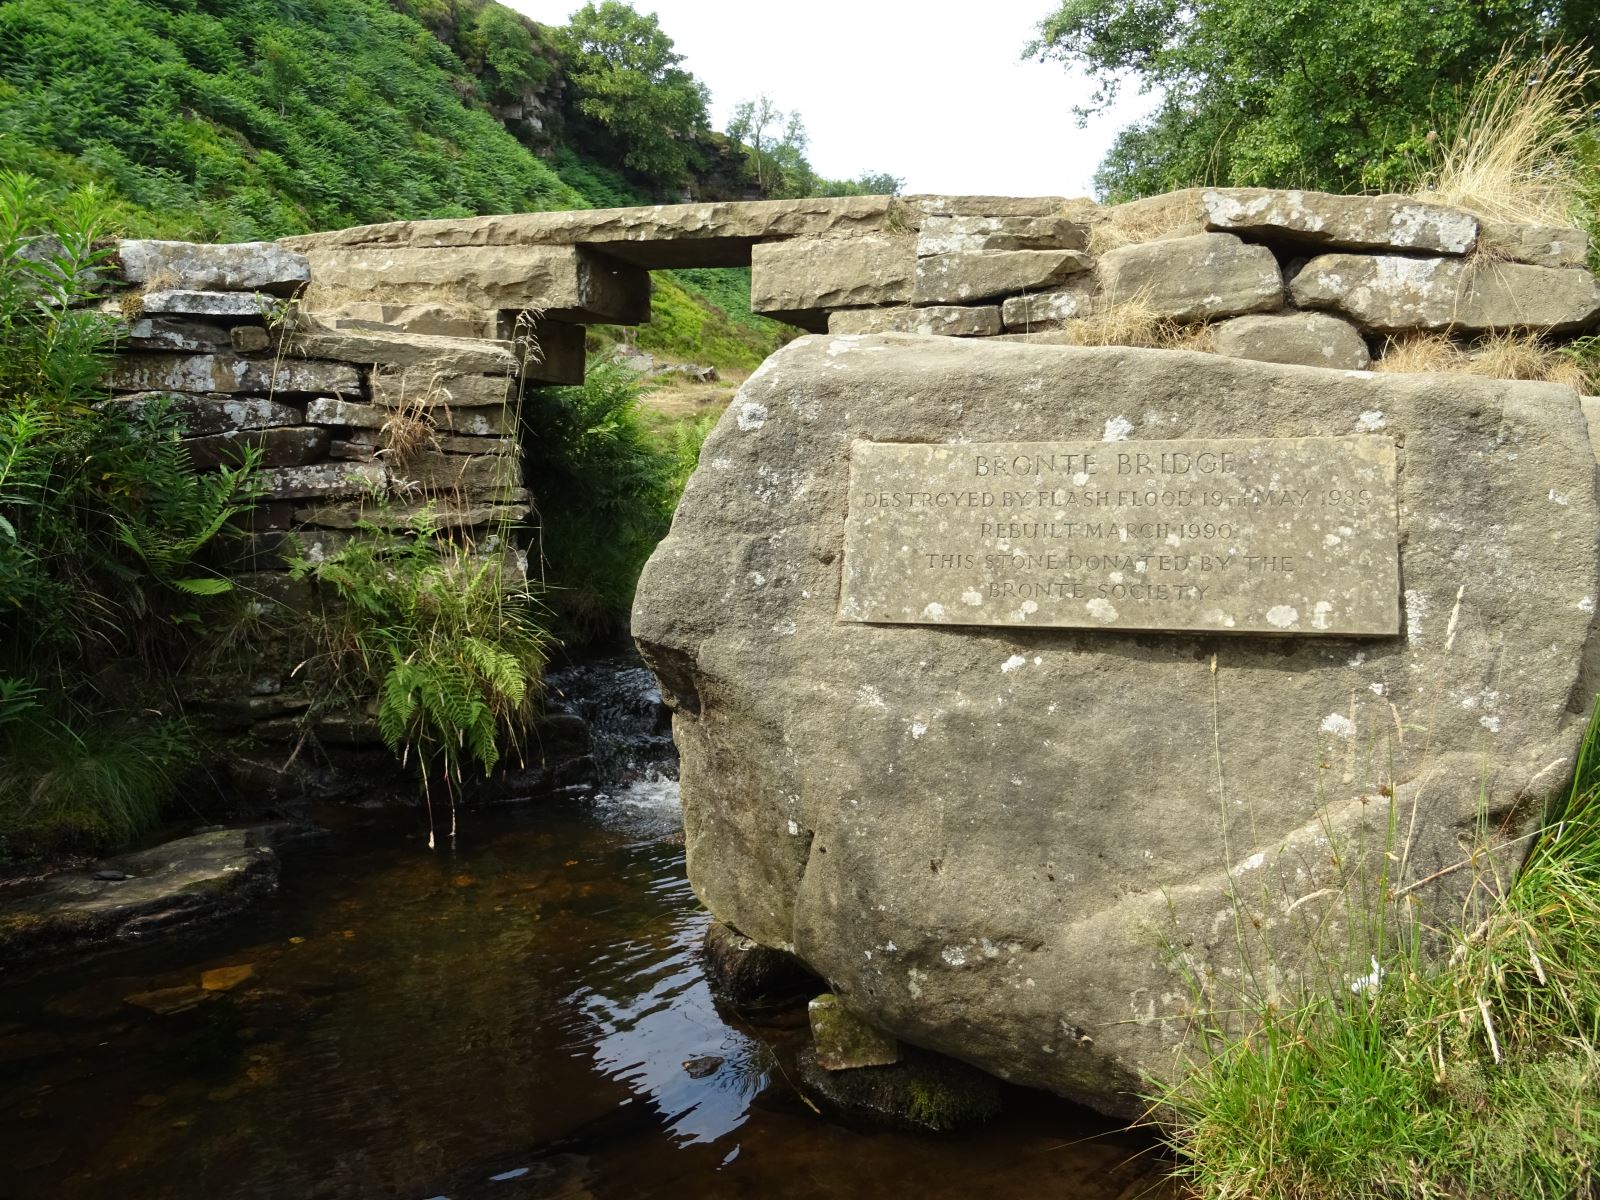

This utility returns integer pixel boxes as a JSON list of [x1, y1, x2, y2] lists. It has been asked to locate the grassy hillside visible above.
[[0, 0, 791, 370], [0, 0, 585, 239]]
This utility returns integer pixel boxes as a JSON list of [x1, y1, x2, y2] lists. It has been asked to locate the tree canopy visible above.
[[1030, 0, 1600, 199], [555, 1, 711, 189]]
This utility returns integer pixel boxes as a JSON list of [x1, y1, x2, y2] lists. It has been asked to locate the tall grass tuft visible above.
[[1161, 701, 1600, 1199], [1421, 44, 1595, 224]]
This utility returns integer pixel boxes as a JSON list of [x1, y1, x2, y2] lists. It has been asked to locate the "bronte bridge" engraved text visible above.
[[839, 437, 1400, 636]]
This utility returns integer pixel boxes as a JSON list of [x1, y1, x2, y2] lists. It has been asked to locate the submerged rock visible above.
[[794, 1044, 1002, 1134], [0, 826, 283, 964], [701, 920, 816, 1009]]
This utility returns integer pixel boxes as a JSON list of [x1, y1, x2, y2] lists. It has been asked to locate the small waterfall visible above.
[[546, 654, 681, 835]]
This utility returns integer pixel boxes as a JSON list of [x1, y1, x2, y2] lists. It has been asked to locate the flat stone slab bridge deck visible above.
[[277, 189, 1600, 386]]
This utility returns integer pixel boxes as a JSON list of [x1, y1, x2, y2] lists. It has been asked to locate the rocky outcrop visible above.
[[632, 333, 1598, 1117]]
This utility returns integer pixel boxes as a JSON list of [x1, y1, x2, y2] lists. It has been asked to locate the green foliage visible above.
[[520, 362, 688, 644], [633, 273, 787, 372], [554, 1, 710, 189], [0, 0, 583, 239], [289, 513, 550, 822], [0, 172, 256, 853], [1162, 702, 1600, 1199], [0, 703, 196, 852], [1030, 0, 1597, 198]]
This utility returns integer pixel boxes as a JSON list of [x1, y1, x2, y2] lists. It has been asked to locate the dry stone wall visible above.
[[98, 239, 535, 786]]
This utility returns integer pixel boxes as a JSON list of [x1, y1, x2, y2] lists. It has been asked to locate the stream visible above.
[[0, 658, 1159, 1200]]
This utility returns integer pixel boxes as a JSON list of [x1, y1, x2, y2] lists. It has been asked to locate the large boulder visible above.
[[632, 334, 1598, 1117]]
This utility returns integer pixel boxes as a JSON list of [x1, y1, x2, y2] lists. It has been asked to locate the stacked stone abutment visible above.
[[98, 239, 536, 788]]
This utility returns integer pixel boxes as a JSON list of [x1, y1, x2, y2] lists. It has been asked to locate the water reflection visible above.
[[0, 722, 1159, 1200]]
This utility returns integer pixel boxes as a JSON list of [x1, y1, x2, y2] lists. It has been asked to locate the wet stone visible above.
[[839, 436, 1400, 636], [809, 993, 900, 1069]]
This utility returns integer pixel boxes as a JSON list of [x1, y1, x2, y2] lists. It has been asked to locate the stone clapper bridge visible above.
[[101, 188, 1600, 1118]]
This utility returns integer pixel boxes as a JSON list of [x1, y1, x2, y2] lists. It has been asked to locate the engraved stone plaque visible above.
[[839, 437, 1399, 635]]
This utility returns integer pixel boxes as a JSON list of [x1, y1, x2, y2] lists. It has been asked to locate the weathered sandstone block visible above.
[[387, 450, 518, 493], [105, 354, 362, 396], [280, 196, 902, 268], [286, 322, 520, 377], [1097, 233, 1283, 321], [1000, 285, 1096, 330], [750, 235, 915, 330], [135, 290, 275, 319], [810, 993, 900, 1070], [322, 301, 493, 339], [102, 392, 302, 435], [121, 318, 231, 353], [828, 306, 1002, 337], [256, 462, 386, 500], [307, 396, 513, 436], [1202, 189, 1478, 254], [183, 426, 330, 470], [913, 250, 1093, 306], [632, 333, 1597, 1117], [1479, 220, 1590, 268], [1210, 311, 1371, 370], [1290, 254, 1600, 334], [369, 370, 515, 409], [297, 244, 648, 324], [294, 497, 530, 529], [909, 195, 1071, 219], [230, 325, 271, 353], [916, 215, 1087, 256], [117, 240, 309, 295]]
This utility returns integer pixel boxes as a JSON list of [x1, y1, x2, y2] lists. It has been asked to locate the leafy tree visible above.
[[1029, 0, 1600, 198], [555, 1, 710, 188]]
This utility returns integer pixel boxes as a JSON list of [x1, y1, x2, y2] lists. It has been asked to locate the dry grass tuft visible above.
[[377, 372, 441, 467], [1086, 192, 1205, 255], [1375, 331, 1586, 386], [1423, 44, 1594, 224], [1056, 290, 1210, 351]]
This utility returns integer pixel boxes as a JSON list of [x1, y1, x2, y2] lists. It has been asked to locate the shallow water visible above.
[[0, 775, 1159, 1199]]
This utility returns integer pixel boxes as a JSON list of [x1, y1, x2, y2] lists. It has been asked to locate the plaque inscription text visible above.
[[839, 437, 1400, 636]]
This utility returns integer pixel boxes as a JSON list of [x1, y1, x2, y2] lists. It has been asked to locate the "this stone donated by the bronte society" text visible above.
[[838, 437, 1399, 635]]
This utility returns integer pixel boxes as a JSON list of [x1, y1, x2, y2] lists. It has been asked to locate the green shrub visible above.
[[520, 362, 687, 645], [288, 512, 550, 844], [0, 171, 257, 854], [1161, 702, 1600, 1199]]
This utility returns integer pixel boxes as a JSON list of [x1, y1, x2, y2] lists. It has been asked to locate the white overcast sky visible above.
[[501, 0, 1159, 198]]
